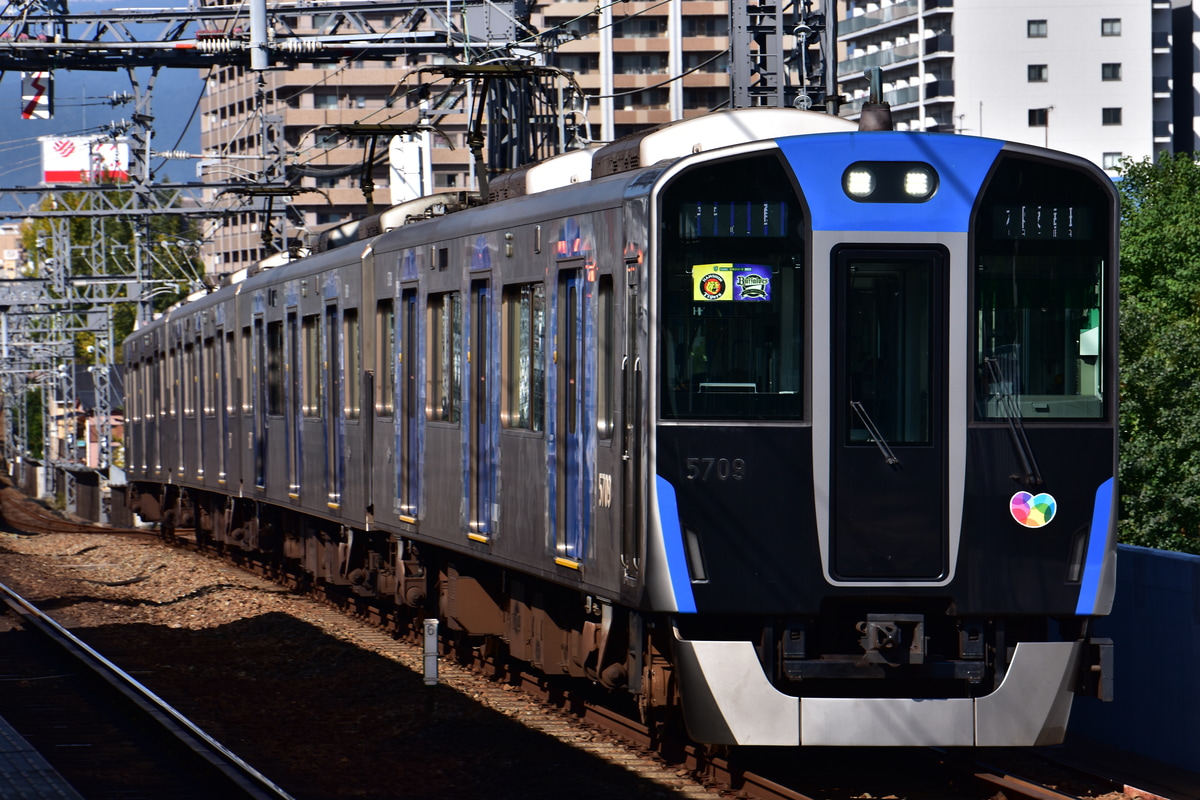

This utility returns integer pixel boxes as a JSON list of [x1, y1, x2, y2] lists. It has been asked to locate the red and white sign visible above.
[[40, 136, 129, 183], [21, 72, 52, 120]]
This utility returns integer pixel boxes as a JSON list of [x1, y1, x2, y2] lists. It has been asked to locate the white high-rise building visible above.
[[837, 0, 1176, 172]]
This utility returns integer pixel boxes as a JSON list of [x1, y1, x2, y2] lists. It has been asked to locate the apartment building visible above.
[[837, 0, 1175, 171], [198, 2, 744, 277], [199, 0, 1196, 275]]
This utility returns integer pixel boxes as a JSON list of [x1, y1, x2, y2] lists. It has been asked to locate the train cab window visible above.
[[658, 153, 806, 420], [344, 308, 361, 420], [428, 291, 462, 422], [376, 299, 395, 416], [302, 314, 322, 416], [267, 320, 284, 415], [501, 282, 546, 431], [973, 156, 1112, 420]]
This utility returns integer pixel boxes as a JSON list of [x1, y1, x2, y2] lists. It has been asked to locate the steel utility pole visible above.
[[730, 0, 838, 113]]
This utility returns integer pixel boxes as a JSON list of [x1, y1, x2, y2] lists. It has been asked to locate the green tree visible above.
[[19, 190, 200, 362], [1117, 153, 1200, 553]]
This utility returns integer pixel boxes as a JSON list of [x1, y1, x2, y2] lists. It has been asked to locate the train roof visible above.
[[489, 107, 855, 201]]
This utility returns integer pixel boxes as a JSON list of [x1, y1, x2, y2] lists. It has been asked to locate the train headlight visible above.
[[842, 161, 939, 203], [904, 166, 936, 199], [843, 167, 877, 198]]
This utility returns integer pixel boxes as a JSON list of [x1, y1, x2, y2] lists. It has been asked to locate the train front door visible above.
[[831, 249, 948, 581]]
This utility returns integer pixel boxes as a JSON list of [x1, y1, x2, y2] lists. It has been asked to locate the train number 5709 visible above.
[[686, 458, 746, 481]]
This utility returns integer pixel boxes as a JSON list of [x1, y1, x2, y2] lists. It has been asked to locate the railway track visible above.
[[0, 483, 1132, 800], [0, 579, 294, 800]]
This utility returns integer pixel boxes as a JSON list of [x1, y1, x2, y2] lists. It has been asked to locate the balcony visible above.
[[838, 39, 921, 76], [839, 78, 954, 113], [925, 34, 954, 55], [840, 0, 918, 36]]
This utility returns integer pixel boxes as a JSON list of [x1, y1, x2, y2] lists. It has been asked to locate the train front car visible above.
[[645, 132, 1118, 747]]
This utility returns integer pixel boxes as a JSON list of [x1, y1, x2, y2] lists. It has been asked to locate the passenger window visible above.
[[428, 292, 462, 422], [501, 282, 545, 431], [376, 299, 395, 416]]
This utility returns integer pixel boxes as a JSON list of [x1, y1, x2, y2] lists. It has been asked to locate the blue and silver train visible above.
[[123, 107, 1118, 747]]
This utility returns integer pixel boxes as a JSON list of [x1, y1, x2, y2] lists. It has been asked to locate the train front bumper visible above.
[[672, 628, 1082, 746]]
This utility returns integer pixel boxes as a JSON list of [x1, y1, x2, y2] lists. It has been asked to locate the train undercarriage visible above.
[[127, 482, 1111, 747]]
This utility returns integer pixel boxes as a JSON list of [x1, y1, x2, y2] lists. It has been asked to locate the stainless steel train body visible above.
[[123, 108, 1118, 748]]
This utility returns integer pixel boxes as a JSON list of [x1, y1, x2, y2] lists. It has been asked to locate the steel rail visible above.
[[0, 579, 297, 800]]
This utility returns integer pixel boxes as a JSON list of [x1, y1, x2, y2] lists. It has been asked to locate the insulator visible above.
[[155, 150, 195, 160], [275, 38, 324, 54], [194, 39, 241, 54]]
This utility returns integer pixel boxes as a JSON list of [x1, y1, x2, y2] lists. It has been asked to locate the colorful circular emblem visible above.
[[1010, 491, 1057, 528], [699, 273, 726, 300]]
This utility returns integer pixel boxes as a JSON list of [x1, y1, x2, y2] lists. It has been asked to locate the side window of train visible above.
[[160, 352, 171, 418], [224, 331, 237, 418], [267, 319, 284, 416], [240, 326, 252, 415], [302, 314, 322, 417], [658, 154, 807, 421], [597, 275, 615, 439], [203, 336, 216, 418], [376, 299, 395, 417], [973, 157, 1111, 420], [344, 308, 361, 420], [428, 291, 462, 423], [183, 342, 195, 418], [501, 282, 545, 431]]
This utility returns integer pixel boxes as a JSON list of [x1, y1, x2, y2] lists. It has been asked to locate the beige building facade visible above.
[[198, 1, 738, 278]]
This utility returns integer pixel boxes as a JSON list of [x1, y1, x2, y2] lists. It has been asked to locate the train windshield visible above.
[[974, 156, 1112, 420], [658, 153, 806, 420]]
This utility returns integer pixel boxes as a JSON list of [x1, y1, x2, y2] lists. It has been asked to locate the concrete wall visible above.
[[1069, 544, 1200, 772]]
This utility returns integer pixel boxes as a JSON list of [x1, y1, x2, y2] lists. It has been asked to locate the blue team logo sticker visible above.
[[1010, 491, 1056, 528]]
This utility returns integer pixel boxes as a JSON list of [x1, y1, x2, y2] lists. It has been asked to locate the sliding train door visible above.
[[554, 267, 590, 566], [831, 249, 947, 581], [467, 278, 497, 541], [325, 303, 343, 509]]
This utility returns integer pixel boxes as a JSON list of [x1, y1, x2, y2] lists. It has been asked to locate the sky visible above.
[[0, 1, 206, 188]]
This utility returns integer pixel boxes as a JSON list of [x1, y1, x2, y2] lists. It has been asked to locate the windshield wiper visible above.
[[984, 357, 1043, 486], [850, 400, 900, 466]]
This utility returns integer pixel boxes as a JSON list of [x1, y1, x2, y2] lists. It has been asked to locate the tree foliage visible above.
[[19, 190, 202, 362], [1117, 153, 1200, 553]]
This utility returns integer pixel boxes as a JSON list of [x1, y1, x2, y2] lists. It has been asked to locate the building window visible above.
[[1102, 152, 1123, 170], [1028, 64, 1048, 82], [313, 92, 339, 110], [1028, 108, 1048, 127], [1102, 18, 1121, 36], [1027, 20, 1047, 38], [1101, 63, 1122, 81], [1102, 107, 1123, 125]]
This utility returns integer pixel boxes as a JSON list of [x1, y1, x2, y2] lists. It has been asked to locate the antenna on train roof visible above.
[[858, 67, 894, 132]]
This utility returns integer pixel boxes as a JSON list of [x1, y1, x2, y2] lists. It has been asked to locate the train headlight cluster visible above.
[[842, 161, 939, 203]]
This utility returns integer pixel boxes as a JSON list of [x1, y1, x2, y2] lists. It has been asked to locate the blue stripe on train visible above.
[[656, 475, 697, 614], [1076, 477, 1115, 615], [776, 132, 1005, 232]]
